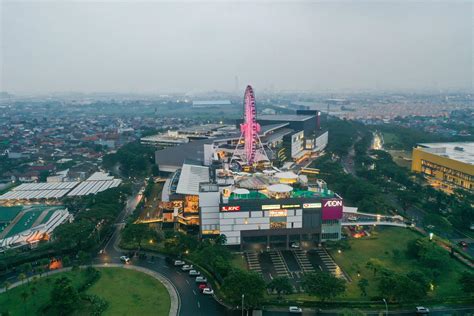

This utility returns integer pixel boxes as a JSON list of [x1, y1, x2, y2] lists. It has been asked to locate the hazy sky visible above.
[[1, 1, 472, 93]]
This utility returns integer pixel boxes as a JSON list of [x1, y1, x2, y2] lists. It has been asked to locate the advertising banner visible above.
[[321, 198, 343, 220]]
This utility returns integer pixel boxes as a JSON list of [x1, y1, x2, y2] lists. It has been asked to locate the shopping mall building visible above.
[[161, 161, 343, 249]]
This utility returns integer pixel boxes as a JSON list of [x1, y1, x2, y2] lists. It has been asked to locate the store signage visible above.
[[324, 200, 343, 207], [321, 198, 343, 220], [221, 205, 241, 211], [281, 204, 301, 209], [261, 204, 280, 210], [303, 203, 321, 209], [269, 210, 288, 217]]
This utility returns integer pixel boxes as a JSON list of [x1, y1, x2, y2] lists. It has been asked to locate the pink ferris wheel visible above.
[[231, 85, 268, 166], [236, 85, 266, 165]]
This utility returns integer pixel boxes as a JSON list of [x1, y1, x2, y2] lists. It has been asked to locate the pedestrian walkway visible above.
[[292, 249, 315, 273], [0, 263, 180, 316], [268, 250, 290, 277], [244, 251, 262, 275], [314, 248, 349, 281]]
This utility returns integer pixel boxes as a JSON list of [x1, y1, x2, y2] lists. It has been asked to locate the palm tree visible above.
[[18, 273, 27, 285], [2, 281, 11, 298], [30, 285, 38, 307], [20, 291, 28, 316]]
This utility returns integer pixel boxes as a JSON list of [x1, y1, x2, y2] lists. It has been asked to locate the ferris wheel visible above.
[[231, 85, 268, 166], [240, 85, 261, 165]]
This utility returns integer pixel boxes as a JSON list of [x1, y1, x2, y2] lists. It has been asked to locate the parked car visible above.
[[120, 256, 130, 264], [348, 215, 357, 221], [198, 283, 207, 291], [202, 288, 214, 295], [289, 306, 302, 313], [189, 270, 201, 276], [290, 242, 300, 248], [458, 241, 468, 248], [174, 260, 185, 266], [181, 265, 193, 271], [195, 276, 207, 283], [416, 306, 430, 315]]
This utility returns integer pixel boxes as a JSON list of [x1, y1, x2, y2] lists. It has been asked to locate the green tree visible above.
[[77, 250, 92, 266], [301, 271, 346, 301], [50, 277, 80, 315], [121, 223, 158, 249], [221, 270, 266, 309], [62, 256, 71, 267], [18, 273, 27, 285], [267, 276, 293, 298], [459, 271, 474, 293], [357, 278, 369, 296], [20, 291, 28, 316], [2, 281, 11, 298], [214, 234, 227, 246]]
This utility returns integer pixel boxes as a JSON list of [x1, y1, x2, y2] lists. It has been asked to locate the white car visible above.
[[189, 270, 201, 276], [181, 265, 193, 271], [120, 256, 130, 264], [348, 215, 357, 221], [290, 242, 300, 248], [202, 288, 214, 295], [416, 306, 430, 314], [174, 260, 185, 266], [289, 306, 302, 313], [195, 276, 207, 283]]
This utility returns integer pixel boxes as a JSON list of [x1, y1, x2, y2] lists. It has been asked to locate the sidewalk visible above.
[[0, 263, 180, 316]]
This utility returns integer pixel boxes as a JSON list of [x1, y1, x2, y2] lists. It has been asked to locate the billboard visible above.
[[321, 198, 343, 220]]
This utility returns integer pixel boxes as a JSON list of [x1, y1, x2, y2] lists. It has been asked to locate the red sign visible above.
[[221, 205, 241, 212]]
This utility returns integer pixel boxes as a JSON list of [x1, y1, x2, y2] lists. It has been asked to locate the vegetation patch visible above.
[[327, 227, 471, 302], [0, 267, 170, 316]]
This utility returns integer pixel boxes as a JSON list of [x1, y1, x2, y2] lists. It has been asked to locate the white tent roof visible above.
[[233, 188, 250, 195], [267, 183, 293, 193]]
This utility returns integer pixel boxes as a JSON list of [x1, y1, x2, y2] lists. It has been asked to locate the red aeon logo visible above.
[[323, 200, 343, 207], [221, 206, 240, 211]]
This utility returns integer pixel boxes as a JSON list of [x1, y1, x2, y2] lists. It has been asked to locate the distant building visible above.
[[192, 100, 232, 108], [412, 142, 474, 193]]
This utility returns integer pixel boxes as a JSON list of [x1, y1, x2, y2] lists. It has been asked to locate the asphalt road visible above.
[[97, 189, 229, 316]]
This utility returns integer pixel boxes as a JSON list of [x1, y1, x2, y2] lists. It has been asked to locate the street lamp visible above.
[[383, 298, 388, 315], [241, 294, 245, 316]]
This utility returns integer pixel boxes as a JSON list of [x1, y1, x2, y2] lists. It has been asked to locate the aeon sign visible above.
[[324, 200, 343, 208], [322, 199, 343, 220]]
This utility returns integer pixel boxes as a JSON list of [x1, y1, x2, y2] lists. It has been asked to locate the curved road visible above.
[[93, 187, 228, 316]]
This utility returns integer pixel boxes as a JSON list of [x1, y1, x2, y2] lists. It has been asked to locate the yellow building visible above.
[[412, 142, 474, 193]]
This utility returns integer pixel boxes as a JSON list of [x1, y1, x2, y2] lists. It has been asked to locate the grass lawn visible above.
[[230, 253, 248, 270], [88, 268, 170, 316], [328, 227, 469, 300], [0, 267, 170, 316]]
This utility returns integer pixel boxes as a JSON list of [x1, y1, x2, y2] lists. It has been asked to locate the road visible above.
[[97, 189, 229, 316]]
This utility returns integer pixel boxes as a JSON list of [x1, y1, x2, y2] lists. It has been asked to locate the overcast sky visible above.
[[1, 1, 472, 93]]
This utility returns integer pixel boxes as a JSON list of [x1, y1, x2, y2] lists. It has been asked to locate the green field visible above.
[[328, 227, 469, 300], [0, 267, 170, 316]]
